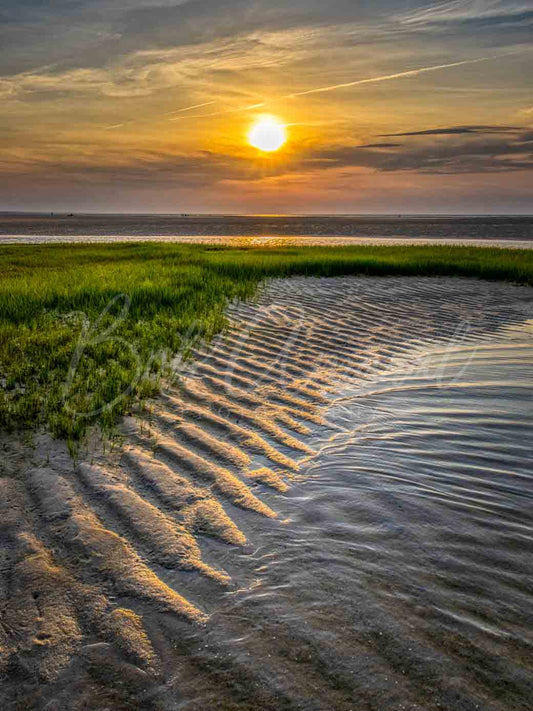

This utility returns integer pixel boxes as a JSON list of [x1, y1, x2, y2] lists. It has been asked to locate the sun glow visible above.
[[248, 116, 287, 152]]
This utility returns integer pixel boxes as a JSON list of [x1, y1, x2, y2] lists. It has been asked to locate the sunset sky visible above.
[[1, 1, 532, 213]]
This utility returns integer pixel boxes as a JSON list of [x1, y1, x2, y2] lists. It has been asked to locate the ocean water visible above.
[[180, 336, 533, 711], [156, 277, 532, 711], [0, 214, 532, 246]]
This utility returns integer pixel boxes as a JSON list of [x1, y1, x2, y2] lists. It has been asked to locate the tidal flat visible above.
[[0, 269, 532, 709]]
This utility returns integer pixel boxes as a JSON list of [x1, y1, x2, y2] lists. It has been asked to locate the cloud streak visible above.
[[302, 128, 533, 175]]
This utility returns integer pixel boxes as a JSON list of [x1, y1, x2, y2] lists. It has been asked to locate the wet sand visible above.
[[1, 235, 532, 248], [1, 276, 532, 709]]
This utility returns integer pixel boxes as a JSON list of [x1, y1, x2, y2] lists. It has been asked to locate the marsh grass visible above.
[[1, 242, 532, 447]]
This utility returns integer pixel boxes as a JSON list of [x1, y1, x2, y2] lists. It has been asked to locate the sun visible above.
[[248, 116, 287, 152]]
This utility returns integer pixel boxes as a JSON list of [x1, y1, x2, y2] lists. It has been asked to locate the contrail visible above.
[[166, 101, 216, 116], [166, 51, 526, 123], [168, 102, 265, 121], [288, 55, 505, 98]]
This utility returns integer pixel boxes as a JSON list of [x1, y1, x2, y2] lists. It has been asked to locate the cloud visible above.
[[3, 128, 531, 190], [0, 0, 375, 75], [380, 125, 522, 136], [395, 0, 533, 30], [395, 1, 533, 27], [391, 1, 533, 49], [0, 32, 305, 100], [301, 128, 533, 174], [3, 0, 529, 81], [0, 145, 238, 188]]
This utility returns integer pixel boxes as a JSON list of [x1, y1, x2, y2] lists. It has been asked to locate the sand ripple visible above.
[[1, 275, 532, 708]]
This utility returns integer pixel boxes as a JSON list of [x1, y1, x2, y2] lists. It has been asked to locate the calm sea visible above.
[[1, 214, 532, 245]]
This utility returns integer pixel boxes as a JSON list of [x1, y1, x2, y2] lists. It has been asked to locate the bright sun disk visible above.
[[248, 116, 287, 152]]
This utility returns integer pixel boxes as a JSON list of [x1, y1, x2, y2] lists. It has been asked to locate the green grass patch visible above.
[[1, 242, 532, 447]]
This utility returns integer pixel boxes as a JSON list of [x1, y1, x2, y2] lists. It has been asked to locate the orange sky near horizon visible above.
[[1, 1, 532, 213]]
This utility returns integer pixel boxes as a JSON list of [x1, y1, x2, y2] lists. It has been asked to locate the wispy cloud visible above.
[[0, 33, 303, 100], [396, 1, 533, 26]]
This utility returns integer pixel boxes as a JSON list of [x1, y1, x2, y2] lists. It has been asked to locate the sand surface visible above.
[[1, 276, 532, 709], [1, 235, 532, 248]]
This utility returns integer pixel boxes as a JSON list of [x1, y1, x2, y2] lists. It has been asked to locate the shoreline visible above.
[[1, 234, 532, 248]]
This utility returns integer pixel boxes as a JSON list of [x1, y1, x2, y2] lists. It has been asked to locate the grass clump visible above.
[[1, 241, 532, 447]]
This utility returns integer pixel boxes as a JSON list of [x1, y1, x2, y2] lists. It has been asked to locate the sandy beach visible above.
[[1, 275, 532, 709]]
